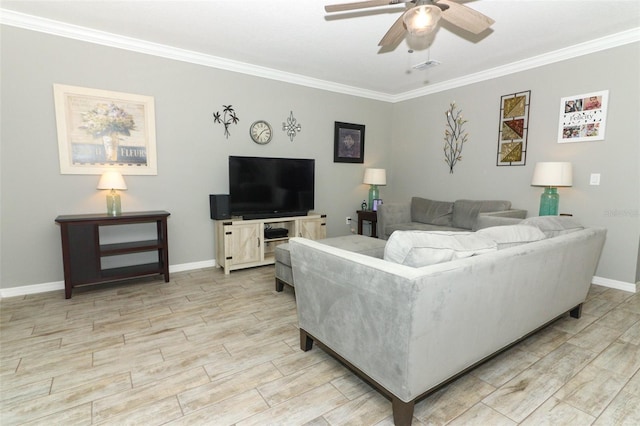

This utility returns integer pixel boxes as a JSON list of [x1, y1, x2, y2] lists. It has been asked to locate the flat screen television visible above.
[[229, 156, 315, 219]]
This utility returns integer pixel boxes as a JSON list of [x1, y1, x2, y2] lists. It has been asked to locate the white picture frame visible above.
[[557, 90, 609, 143], [54, 84, 157, 175]]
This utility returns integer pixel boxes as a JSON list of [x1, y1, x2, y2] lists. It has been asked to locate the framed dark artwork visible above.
[[496, 90, 530, 167], [334, 122, 365, 163]]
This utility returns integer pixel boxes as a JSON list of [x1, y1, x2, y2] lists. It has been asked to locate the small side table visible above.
[[356, 210, 378, 238]]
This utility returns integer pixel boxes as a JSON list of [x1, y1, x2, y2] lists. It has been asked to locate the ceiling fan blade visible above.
[[437, 0, 494, 34], [325, 0, 409, 13], [378, 12, 407, 46]]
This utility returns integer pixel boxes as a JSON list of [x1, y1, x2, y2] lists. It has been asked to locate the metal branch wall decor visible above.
[[213, 105, 239, 139], [282, 111, 302, 142], [443, 102, 468, 174], [497, 91, 530, 166]]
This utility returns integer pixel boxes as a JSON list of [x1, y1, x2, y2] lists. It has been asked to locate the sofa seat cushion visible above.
[[452, 199, 512, 230], [383, 230, 498, 267], [387, 222, 467, 236], [411, 197, 453, 226], [276, 234, 387, 268], [521, 216, 584, 238], [476, 224, 547, 249]]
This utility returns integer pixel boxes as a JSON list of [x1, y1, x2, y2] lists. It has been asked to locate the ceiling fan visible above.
[[324, 0, 495, 47]]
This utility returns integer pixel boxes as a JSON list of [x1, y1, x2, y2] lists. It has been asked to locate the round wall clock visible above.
[[250, 120, 273, 144]]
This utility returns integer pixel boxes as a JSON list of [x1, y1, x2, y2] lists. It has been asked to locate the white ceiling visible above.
[[1, 0, 639, 101]]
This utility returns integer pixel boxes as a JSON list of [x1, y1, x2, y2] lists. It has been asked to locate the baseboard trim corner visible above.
[[592, 276, 637, 293]]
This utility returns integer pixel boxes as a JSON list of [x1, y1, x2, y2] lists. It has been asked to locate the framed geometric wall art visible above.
[[53, 84, 157, 175], [557, 90, 608, 143], [496, 90, 530, 166]]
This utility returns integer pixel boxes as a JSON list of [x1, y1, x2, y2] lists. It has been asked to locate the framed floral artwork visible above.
[[334, 121, 365, 163], [496, 90, 530, 166], [557, 90, 608, 143], [53, 84, 157, 175]]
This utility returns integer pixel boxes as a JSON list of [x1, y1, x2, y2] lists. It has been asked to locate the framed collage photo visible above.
[[558, 90, 609, 143]]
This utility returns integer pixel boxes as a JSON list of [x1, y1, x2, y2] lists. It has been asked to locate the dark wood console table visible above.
[[55, 211, 170, 299], [356, 210, 378, 238]]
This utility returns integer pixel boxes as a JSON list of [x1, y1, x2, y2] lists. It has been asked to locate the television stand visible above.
[[241, 211, 308, 220], [214, 213, 326, 274]]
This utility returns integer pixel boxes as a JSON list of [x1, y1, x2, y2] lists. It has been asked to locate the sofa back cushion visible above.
[[452, 199, 512, 230], [411, 197, 453, 226], [520, 216, 584, 238], [383, 230, 497, 267], [476, 224, 546, 249]]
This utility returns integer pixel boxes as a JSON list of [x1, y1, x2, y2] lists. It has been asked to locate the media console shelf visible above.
[[214, 213, 326, 274], [55, 211, 170, 299]]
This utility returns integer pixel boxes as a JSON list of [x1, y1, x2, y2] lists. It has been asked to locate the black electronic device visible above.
[[264, 227, 289, 239], [229, 156, 315, 219], [209, 194, 231, 220]]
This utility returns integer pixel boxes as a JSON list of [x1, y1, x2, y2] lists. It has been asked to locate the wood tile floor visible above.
[[1, 266, 639, 425]]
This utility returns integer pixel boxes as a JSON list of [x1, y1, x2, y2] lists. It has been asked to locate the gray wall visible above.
[[1, 25, 638, 291], [0, 26, 392, 290], [390, 43, 640, 284]]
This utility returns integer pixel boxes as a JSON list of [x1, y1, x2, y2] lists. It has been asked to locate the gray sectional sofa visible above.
[[377, 197, 527, 239], [289, 217, 606, 425]]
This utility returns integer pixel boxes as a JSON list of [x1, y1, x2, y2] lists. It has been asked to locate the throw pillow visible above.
[[520, 216, 584, 238], [452, 199, 512, 230], [383, 231, 497, 267], [410, 197, 453, 226], [476, 224, 546, 249]]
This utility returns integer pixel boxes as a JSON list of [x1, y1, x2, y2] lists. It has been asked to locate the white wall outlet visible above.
[[590, 173, 601, 185], [346, 216, 351, 225]]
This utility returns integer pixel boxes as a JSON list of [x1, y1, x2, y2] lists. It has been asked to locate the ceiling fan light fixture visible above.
[[403, 5, 441, 37]]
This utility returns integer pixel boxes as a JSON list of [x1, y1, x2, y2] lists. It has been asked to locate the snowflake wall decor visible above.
[[282, 111, 302, 142]]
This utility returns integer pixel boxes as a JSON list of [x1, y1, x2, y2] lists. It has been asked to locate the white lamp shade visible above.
[[363, 168, 386, 185], [531, 162, 573, 187], [403, 5, 441, 37], [97, 171, 127, 190]]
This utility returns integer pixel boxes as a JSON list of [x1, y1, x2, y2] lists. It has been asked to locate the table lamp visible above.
[[363, 168, 386, 210], [531, 162, 572, 216], [97, 171, 127, 216]]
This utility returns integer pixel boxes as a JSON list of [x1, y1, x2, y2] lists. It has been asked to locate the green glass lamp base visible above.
[[106, 190, 122, 216], [539, 187, 559, 216], [368, 185, 379, 211]]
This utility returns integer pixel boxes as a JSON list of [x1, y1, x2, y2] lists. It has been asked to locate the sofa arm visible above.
[[377, 202, 411, 240], [474, 209, 528, 231]]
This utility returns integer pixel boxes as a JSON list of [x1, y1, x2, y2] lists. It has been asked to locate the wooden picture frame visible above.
[[53, 84, 157, 175], [557, 90, 608, 143], [334, 121, 365, 163]]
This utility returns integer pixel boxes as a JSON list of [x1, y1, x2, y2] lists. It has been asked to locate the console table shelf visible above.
[[55, 211, 170, 299]]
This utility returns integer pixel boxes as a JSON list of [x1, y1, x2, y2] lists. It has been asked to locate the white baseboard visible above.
[[592, 276, 638, 293], [0, 281, 65, 298], [1, 265, 635, 298], [0, 259, 218, 298], [170, 260, 216, 273]]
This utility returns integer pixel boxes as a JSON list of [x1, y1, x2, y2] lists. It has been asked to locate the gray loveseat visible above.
[[289, 217, 606, 425], [377, 197, 527, 240]]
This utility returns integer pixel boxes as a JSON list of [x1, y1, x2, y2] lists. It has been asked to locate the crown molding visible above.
[[2, 9, 638, 103], [392, 27, 640, 102]]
